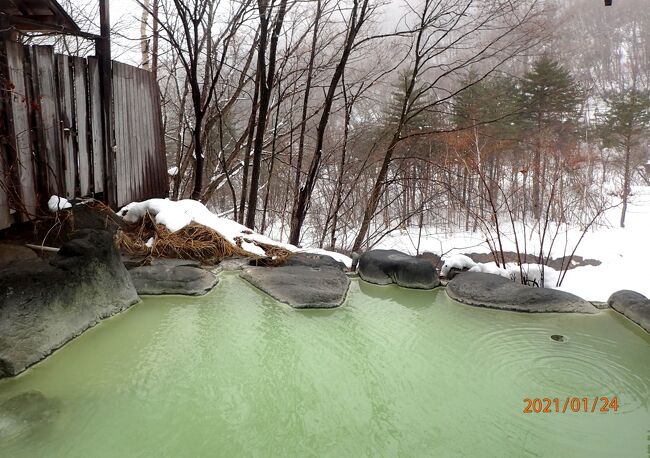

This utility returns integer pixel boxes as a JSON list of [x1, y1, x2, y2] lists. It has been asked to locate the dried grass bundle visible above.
[[241, 238, 293, 266], [116, 213, 257, 264]]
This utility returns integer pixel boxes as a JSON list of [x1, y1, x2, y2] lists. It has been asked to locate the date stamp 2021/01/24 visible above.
[[523, 396, 619, 413]]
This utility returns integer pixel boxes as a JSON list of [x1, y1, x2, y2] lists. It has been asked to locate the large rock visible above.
[[0, 230, 139, 378], [608, 290, 650, 332], [0, 244, 39, 267], [129, 264, 217, 295], [358, 249, 440, 289], [240, 266, 350, 309], [446, 272, 597, 313], [281, 252, 346, 270], [69, 203, 127, 234]]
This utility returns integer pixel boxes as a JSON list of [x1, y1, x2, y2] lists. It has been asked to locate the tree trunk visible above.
[[293, 0, 321, 200], [532, 135, 541, 220], [246, 0, 288, 229], [351, 133, 400, 253], [620, 143, 631, 228], [238, 72, 261, 223], [140, 0, 150, 69], [289, 0, 368, 245]]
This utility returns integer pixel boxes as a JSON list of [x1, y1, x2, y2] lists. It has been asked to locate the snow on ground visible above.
[[468, 262, 511, 280], [374, 185, 650, 302], [116, 185, 650, 301], [116, 199, 352, 267]]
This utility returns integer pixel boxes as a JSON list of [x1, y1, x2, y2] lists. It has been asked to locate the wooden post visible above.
[[97, 0, 116, 207]]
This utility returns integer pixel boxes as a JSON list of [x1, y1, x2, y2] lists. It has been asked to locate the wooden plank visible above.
[[56, 54, 76, 198], [0, 146, 11, 229], [4, 42, 38, 220], [146, 69, 159, 197], [112, 61, 128, 207], [87, 57, 104, 193], [119, 63, 130, 206], [111, 62, 121, 205], [146, 68, 166, 197], [152, 72, 168, 197], [134, 66, 145, 200], [125, 64, 137, 204], [0, 47, 12, 230], [140, 69, 153, 200], [72, 56, 91, 197], [31, 46, 63, 197]]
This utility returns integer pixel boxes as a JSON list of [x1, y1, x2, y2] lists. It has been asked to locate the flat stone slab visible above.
[[446, 272, 597, 313], [240, 266, 350, 309], [608, 290, 650, 333], [129, 265, 218, 296], [358, 249, 440, 289]]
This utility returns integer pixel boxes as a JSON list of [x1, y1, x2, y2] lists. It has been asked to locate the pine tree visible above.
[[519, 56, 583, 219], [598, 89, 650, 227]]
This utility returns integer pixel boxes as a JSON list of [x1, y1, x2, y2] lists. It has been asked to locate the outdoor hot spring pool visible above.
[[1, 273, 649, 457]]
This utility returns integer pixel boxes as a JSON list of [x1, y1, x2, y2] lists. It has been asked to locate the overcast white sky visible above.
[[81, 0, 408, 66]]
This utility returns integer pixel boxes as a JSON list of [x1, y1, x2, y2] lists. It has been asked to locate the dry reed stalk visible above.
[[116, 216, 254, 264]]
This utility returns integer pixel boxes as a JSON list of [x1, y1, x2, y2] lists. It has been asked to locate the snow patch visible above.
[[47, 195, 72, 212], [440, 254, 477, 277], [468, 263, 511, 279]]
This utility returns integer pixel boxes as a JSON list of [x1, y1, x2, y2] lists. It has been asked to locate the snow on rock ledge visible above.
[[47, 195, 72, 212], [116, 198, 351, 266]]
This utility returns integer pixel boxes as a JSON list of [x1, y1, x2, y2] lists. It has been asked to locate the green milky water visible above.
[[1, 273, 649, 457]]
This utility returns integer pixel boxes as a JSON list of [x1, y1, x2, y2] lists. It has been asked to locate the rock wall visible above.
[[0, 230, 139, 378]]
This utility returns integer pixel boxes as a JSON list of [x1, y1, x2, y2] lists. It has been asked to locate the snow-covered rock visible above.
[[440, 254, 477, 278], [47, 195, 72, 212]]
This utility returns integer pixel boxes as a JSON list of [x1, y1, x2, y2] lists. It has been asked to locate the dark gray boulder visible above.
[[240, 266, 350, 309], [0, 244, 39, 266], [129, 264, 217, 295], [69, 203, 127, 234], [608, 290, 650, 332], [0, 230, 139, 378], [249, 252, 347, 270], [281, 252, 347, 270], [446, 272, 597, 313], [358, 249, 440, 289]]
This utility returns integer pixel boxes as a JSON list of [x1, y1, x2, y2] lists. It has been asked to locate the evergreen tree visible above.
[[519, 56, 583, 219], [598, 89, 650, 227], [384, 69, 432, 136]]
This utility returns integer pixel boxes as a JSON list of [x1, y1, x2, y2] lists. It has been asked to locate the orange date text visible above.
[[522, 396, 619, 413]]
